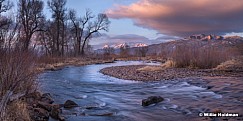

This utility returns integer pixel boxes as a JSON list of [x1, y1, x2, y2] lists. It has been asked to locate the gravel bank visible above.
[[100, 65, 243, 81]]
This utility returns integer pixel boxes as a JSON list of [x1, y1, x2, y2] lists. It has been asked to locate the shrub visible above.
[[0, 49, 37, 120]]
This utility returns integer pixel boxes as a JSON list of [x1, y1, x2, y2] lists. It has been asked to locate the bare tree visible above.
[[69, 9, 92, 55], [38, 19, 56, 56], [120, 44, 130, 57], [103, 45, 114, 57], [136, 46, 148, 57], [0, 0, 13, 47], [69, 9, 110, 56], [18, 0, 44, 51], [48, 0, 67, 56], [81, 13, 110, 55], [0, 17, 19, 51]]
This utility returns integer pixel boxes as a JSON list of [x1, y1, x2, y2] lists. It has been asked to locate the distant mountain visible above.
[[95, 35, 243, 55], [113, 43, 129, 49], [134, 43, 148, 47]]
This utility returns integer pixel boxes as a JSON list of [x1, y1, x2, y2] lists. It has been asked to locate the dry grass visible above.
[[36, 55, 115, 72], [137, 66, 163, 72], [215, 56, 243, 70], [4, 100, 31, 121], [136, 60, 175, 72], [161, 60, 176, 69]]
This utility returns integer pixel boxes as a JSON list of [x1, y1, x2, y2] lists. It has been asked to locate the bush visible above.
[[0, 49, 37, 120]]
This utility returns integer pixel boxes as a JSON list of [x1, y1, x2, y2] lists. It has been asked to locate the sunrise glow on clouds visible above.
[[106, 0, 243, 36]]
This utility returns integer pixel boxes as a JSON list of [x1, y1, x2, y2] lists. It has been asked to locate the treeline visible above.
[[0, 0, 110, 56], [103, 44, 149, 58]]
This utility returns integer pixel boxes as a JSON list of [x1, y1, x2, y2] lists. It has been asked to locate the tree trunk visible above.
[[56, 20, 60, 56]]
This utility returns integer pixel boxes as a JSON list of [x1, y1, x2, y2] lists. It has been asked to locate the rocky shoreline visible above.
[[24, 58, 116, 121], [100, 65, 243, 81], [21, 92, 63, 121]]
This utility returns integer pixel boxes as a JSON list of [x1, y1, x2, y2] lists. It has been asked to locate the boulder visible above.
[[37, 101, 52, 111], [64, 100, 78, 108], [58, 115, 65, 121], [207, 86, 214, 90], [142, 96, 164, 106], [41, 93, 54, 104], [50, 104, 61, 119], [33, 108, 49, 121], [24, 92, 42, 104]]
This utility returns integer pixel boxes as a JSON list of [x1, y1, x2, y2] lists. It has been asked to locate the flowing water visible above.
[[38, 61, 243, 121]]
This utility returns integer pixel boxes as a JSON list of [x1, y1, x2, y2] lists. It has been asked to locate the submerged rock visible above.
[[142, 96, 164, 106], [207, 86, 214, 90], [84, 103, 102, 109], [64, 100, 78, 108], [86, 110, 114, 116]]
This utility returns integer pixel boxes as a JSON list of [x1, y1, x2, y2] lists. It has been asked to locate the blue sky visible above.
[[41, 0, 160, 39]]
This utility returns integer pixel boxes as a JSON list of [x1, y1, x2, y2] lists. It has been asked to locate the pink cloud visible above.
[[106, 0, 243, 36]]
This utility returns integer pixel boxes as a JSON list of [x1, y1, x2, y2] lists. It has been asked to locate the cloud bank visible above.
[[106, 0, 243, 37]]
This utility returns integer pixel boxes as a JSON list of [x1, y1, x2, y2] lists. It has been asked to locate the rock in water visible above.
[[142, 96, 164, 106], [64, 100, 78, 108]]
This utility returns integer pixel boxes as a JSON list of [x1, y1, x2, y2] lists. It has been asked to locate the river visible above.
[[38, 61, 243, 121]]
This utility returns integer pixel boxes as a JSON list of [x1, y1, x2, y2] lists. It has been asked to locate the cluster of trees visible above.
[[135, 46, 148, 57], [0, 0, 110, 56], [102, 44, 149, 58]]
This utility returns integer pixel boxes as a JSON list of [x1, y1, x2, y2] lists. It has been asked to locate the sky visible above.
[[12, 0, 243, 49]]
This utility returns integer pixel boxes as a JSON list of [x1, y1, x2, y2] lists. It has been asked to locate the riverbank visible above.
[[100, 65, 243, 81], [36, 57, 115, 72]]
